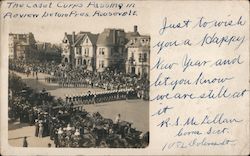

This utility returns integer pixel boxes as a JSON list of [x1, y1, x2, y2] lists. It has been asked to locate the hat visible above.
[[58, 129, 63, 134], [74, 129, 80, 136]]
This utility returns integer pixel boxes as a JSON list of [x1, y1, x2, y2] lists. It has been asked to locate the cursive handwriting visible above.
[[157, 113, 243, 128], [150, 86, 248, 101], [162, 137, 237, 150], [193, 15, 246, 29], [159, 17, 192, 35], [198, 33, 245, 50]]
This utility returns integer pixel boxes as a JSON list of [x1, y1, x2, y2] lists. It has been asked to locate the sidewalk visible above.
[[8, 121, 54, 147]]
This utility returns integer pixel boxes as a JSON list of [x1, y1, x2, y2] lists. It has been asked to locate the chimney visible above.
[[134, 25, 138, 33], [65, 32, 67, 36], [72, 31, 75, 44]]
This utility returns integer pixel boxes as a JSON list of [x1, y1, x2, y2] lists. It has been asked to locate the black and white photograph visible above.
[[8, 25, 150, 148], [2, 0, 249, 155]]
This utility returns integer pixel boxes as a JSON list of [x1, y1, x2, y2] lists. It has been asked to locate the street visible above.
[[9, 71, 149, 147]]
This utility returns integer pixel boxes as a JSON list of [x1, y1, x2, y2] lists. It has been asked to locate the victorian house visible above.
[[62, 31, 98, 71]]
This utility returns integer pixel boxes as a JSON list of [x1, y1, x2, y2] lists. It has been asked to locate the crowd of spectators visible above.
[[8, 73, 149, 148], [9, 60, 150, 100]]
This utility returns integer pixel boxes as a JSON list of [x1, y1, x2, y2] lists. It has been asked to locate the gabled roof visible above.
[[86, 32, 99, 45], [64, 35, 73, 44], [72, 32, 99, 46]]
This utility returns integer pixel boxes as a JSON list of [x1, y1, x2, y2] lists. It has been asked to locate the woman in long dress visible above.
[[34, 120, 39, 137], [38, 122, 44, 138]]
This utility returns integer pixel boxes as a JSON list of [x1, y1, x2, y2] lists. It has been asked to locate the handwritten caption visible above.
[[2, 1, 137, 19]]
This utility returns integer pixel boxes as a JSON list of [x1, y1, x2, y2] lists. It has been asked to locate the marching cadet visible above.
[[90, 92, 94, 104], [95, 92, 100, 103], [113, 90, 117, 101], [74, 94, 77, 104], [120, 89, 125, 100], [65, 94, 69, 103], [76, 94, 80, 104], [110, 90, 113, 101], [72, 94, 76, 103], [105, 91, 109, 102], [81, 93, 85, 104], [82, 93, 87, 104], [109, 90, 113, 101], [118, 89, 122, 100], [99, 91, 103, 103], [85, 93, 89, 104], [68, 94, 72, 103], [93, 91, 97, 104], [104, 91, 107, 102]]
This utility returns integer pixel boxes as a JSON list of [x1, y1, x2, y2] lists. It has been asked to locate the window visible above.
[[99, 48, 105, 55], [76, 48, 79, 54], [102, 48, 105, 55], [85, 48, 89, 56], [79, 48, 82, 55], [131, 52, 134, 58], [99, 48, 101, 55], [143, 53, 147, 62], [99, 60, 104, 68], [139, 53, 142, 62], [78, 59, 81, 65], [139, 53, 147, 62], [101, 60, 104, 68], [86, 38, 88, 43]]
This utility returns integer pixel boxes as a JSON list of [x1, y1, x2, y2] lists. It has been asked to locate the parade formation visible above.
[[8, 60, 149, 148]]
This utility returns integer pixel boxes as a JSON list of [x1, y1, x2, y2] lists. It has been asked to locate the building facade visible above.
[[9, 33, 36, 60], [61, 26, 150, 76], [61, 32, 98, 71], [125, 35, 150, 78], [96, 28, 127, 72]]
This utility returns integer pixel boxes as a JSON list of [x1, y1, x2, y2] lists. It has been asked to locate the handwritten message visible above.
[[2, 1, 137, 19], [151, 15, 248, 151]]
